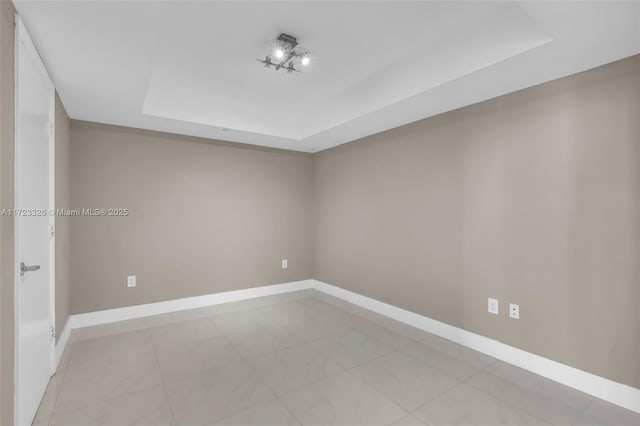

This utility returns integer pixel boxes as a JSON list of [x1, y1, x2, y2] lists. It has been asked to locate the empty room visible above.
[[0, 1, 639, 425]]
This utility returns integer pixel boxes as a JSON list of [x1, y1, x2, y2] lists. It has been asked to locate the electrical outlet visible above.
[[281, 259, 288, 269], [509, 303, 520, 319], [488, 298, 499, 315], [127, 275, 136, 288]]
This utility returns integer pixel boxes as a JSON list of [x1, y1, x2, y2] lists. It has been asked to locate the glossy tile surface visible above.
[[574, 398, 640, 426], [311, 328, 396, 368], [390, 414, 427, 426], [213, 399, 300, 426], [49, 386, 173, 426], [466, 370, 587, 425], [34, 290, 640, 426], [279, 371, 406, 426], [154, 335, 243, 383], [400, 340, 481, 381], [349, 351, 459, 411], [165, 361, 275, 425], [148, 317, 221, 348], [55, 351, 163, 414], [247, 342, 344, 396], [413, 384, 550, 426]]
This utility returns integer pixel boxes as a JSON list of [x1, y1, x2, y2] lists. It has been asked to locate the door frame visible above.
[[13, 13, 56, 425]]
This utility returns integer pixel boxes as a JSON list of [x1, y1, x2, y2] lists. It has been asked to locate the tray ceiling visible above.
[[14, 1, 640, 152]]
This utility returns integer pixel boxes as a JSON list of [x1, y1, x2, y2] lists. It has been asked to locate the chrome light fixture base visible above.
[[257, 33, 311, 73]]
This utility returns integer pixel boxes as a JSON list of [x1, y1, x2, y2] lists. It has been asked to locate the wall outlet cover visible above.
[[281, 259, 288, 269], [488, 297, 499, 315], [127, 275, 136, 288], [509, 303, 520, 319]]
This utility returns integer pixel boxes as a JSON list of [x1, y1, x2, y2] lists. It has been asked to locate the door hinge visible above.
[[49, 223, 55, 239], [49, 122, 54, 136], [51, 326, 55, 341]]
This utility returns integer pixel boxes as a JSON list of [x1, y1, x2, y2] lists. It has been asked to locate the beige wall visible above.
[[55, 94, 71, 341], [70, 122, 314, 313], [0, 1, 16, 424], [313, 55, 640, 388], [69, 56, 640, 389]]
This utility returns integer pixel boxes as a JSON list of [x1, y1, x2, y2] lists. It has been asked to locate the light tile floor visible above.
[[33, 289, 640, 426]]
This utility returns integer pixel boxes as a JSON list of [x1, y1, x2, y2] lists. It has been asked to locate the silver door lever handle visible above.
[[20, 262, 40, 277]]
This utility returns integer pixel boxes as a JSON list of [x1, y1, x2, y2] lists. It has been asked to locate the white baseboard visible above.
[[311, 280, 640, 414], [62, 277, 639, 414], [71, 279, 313, 329], [55, 317, 72, 370]]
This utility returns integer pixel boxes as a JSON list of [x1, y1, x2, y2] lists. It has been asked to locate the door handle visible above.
[[20, 262, 40, 277]]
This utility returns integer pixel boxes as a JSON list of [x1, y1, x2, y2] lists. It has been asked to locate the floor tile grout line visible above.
[[574, 396, 597, 423], [338, 335, 466, 386], [47, 297, 344, 424], [48, 327, 167, 419], [56, 329, 162, 406], [356, 306, 602, 419], [48, 326, 136, 414], [223, 301, 375, 422], [37, 291, 632, 425], [415, 350, 558, 424], [259, 376, 304, 426], [147, 326, 179, 426], [176, 334, 298, 426], [397, 343, 488, 380], [340, 366, 419, 424], [351, 322, 419, 348], [57, 297, 332, 424], [161, 357, 254, 386], [147, 312, 252, 386], [40, 330, 79, 426], [342, 348, 461, 415], [54, 318, 507, 425], [259, 363, 408, 426], [297, 296, 518, 422], [307, 329, 391, 367], [238, 330, 352, 396], [463, 361, 596, 413], [49, 372, 170, 418], [404, 379, 461, 420], [461, 369, 575, 426], [216, 314, 329, 360], [271, 367, 348, 401], [407, 378, 553, 426]]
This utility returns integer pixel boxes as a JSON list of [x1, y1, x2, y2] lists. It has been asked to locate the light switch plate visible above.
[[488, 298, 499, 315]]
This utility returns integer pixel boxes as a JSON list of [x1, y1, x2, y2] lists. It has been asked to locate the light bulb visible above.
[[301, 56, 310, 66], [275, 49, 284, 59]]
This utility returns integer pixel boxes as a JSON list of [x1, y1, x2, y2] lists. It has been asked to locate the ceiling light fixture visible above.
[[258, 33, 312, 74]]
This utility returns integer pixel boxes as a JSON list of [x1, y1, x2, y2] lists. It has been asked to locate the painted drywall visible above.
[[55, 94, 70, 342], [0, 1, 15, 424], [313, 55, 640, 388], [70, 122, 314, 313]]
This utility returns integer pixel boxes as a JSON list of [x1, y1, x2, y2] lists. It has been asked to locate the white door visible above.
[[14, 16, 55, 426]]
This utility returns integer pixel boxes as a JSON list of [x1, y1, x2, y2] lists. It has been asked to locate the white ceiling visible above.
[[14, 1, 640, 153]]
